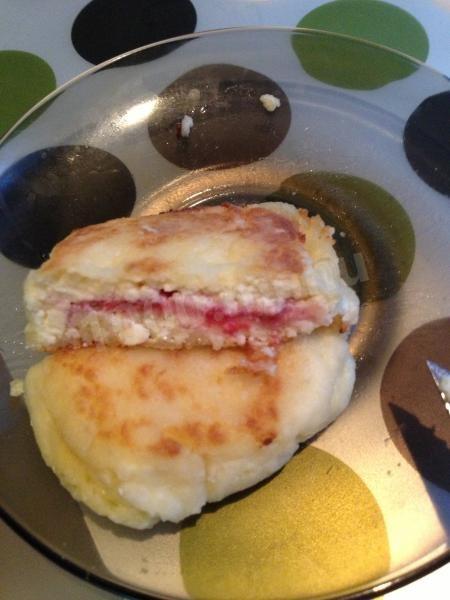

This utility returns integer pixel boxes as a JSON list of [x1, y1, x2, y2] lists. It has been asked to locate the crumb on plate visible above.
[[181, 115, 194, 138], [259, 94, 281, 112], [10, 378, 24, 397]]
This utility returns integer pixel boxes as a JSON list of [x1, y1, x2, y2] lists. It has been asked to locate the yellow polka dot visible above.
[[180, 447, 389, 599]]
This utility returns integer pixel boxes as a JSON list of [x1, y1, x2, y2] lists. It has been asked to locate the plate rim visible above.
[[1, 25, 448, 145]]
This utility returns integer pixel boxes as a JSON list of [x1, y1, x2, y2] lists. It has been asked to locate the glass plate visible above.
[[0, 28, 449, 600]]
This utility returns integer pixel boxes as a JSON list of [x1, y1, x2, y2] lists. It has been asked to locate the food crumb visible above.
[[10, 379, 24, 397], [187, 88, 200, 102], [180, 115, 194, 138], [259, 94, 281, 112]]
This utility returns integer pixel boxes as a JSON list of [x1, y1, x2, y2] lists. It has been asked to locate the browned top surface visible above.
[[29, 343, 288, 460], [33, 203, 313, 293]]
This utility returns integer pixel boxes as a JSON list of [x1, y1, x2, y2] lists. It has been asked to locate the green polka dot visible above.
[[0, 51, 56, 138], [293, 0, 429, 89], [180, 448, 389, 600], [269, 172, 415, 303]]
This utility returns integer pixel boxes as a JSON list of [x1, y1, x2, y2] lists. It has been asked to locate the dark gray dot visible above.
[[0, 145, 136, 268], [403, 91, 450, 197], [71, 0, 197, 67]]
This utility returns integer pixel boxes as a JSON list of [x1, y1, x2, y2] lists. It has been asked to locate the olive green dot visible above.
[[180, 447, 389, 600], [0, 50, 56, 137], [293, 0, 429, 89], [269, 172, 415, 303]]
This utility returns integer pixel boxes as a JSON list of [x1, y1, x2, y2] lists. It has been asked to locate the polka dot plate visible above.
[[0, 27, 449, 600]]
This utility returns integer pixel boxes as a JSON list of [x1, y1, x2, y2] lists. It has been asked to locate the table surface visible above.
[[0, 1, 449, 599]]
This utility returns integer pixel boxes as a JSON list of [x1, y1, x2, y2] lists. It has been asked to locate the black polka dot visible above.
[[0, 146, 136, 268], [148, 64, 291, 170], [71, 0, 197, 67], [403, 91, 450, 197]]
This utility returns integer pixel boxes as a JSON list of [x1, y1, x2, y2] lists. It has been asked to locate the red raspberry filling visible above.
[[70, 291, 328, 337]]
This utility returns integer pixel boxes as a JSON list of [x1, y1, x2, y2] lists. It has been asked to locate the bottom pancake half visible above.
[[24, 330, 355, 529]]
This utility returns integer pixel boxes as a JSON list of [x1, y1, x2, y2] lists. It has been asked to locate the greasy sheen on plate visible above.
[[24, 202, 359, 351], [24, 329, 355, 529]]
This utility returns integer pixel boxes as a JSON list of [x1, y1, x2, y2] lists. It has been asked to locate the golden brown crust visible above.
[[48, 344, 284, 453], [24, 202, 359, 351], [39, 203, 306, 283], [24, 329, 356, 528]]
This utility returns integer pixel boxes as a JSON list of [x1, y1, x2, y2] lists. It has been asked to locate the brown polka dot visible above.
[[148, 64, 291, 170], [381, 319, 450, 491]]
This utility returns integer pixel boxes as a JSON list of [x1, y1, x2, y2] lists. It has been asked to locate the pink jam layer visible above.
[[69, 292, 328, 336]]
